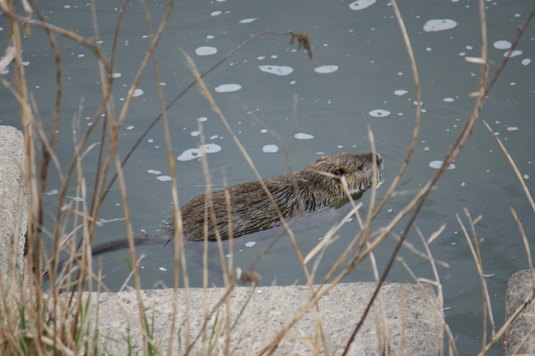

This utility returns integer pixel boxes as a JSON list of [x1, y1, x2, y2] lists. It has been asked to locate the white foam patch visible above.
[[190, 130, 200, 136], [429, 160, 455, 170], [210, 10, 222, 16], [177, 144, 222, 161], [45, 189, 59, 196], [258, 65, 294, 76], [394, 89, 408, 96], [245, 241, 256, 247], [126, 125, 134, 130], [156, 175, 172, 182], [423, 19, 458, 32], [506, 126, 519, 131], [493, 40, 511, 49], [521, 58, 531, 66], [158, 267, 167, 271], [147, 169, 162, 175], [443, 97, 455, 102], [195, 46, 217, 56], [262, 144, 279, 153], [112, 72, 122, 78], [201, 143, 222, 153], [239, 18, 257, 24], [129, 88, 144, 97], [369, 109, 391, 117], [214, 84, 242, 93], [348, 0, 376, 10], [504, 50, 522, 58], [314, 65, 339, 74], [67, 196, 84, 202], [198, 116, 208, 122], [294, 133, 314, 140]]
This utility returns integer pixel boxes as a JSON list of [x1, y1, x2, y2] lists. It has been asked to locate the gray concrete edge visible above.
[[0, 125, 27, 279], [505, 269, 535, 355], [81, 282, 444, 355]]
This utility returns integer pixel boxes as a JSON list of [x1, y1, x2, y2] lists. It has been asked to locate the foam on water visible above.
[[129, 88, 144, 97], [348, 0, 376, 10], [506, 126, 519, 131], [294, 133, 314, 140], [423, 19, 458, 32], [239, 18, 257, 24], [195, 46, 217, 56], [429, 160, 456, 170], [177, 143, 222, 161], [493, 40, 511, 49], [156, 175, 172, 182], [314, 65, 339, 74], [521, 58, 531, 66], [147, 169, 162, 175], [262, 144, 279, 153], [258, 65, 294, 76], [369, 109, 391, 117], [394, 89, 408, 96], [504, 50, 522, 58], [214, 84, 242, 93]]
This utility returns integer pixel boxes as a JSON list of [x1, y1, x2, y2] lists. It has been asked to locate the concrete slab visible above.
[[505, 269, 535, 355], [0, 125, 27, 278], [83, 282, 443, 355]]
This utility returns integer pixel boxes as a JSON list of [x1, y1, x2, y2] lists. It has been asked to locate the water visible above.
[[1, 1, 534, 354]]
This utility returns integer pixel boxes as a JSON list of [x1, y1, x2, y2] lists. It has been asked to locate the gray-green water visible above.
[[1, 1, 534, 354]]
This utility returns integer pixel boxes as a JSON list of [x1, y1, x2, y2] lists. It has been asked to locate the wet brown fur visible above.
[[178, 152, 382, 241]]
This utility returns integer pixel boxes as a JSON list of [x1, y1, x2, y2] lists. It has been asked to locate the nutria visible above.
[[87, 152, 383, 257], [180, 152, 382, 241]]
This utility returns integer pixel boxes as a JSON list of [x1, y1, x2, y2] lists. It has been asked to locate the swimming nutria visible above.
[[180, 152, 382, 241], [89, 152, 383, 256]]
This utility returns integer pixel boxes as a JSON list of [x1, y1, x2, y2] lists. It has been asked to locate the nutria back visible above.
[[178, 152, 382, 241]]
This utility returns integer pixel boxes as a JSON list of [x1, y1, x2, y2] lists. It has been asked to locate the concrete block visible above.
[[0, 125, 27, 278], [83, 282, 443, 355], [505, 269, 535, 355]]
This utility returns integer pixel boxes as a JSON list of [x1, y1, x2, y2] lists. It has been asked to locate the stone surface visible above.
[[505, 269, 535, 355], [83, 282, 443, 355], [0, 125, 27, 278]]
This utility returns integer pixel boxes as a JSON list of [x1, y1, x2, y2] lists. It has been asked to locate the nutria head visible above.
[[298, 152, 383, 207]]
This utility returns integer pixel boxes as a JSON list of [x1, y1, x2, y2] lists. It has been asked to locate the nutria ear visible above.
[[332, 168, 346, 176]]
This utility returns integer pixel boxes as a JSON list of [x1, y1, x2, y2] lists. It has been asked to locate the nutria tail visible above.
[[90, 233, 170, 257], [42, 233, 171, 280]]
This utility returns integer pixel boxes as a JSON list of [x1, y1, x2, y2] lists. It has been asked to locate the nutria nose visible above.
[[371, 153, 382, 167]]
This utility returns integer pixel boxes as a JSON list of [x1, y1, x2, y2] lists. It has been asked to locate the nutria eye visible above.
[[357, 164, 364, 171], [332, 168, 345, 176]]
